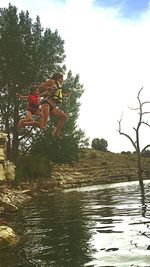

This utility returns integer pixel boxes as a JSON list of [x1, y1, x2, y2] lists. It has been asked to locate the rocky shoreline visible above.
[[0, 184, 31, 249]]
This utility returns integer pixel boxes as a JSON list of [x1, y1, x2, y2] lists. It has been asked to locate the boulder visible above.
[[0, 226, 19, 249]]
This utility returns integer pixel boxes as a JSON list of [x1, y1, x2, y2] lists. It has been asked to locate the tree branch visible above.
[[141, 144, 150, 153], [128, 105, 139, 111], [117, 115, 137, 150], [142, 112, 150, 115], [141, 101, 150, 106], [19, 144, 32, 159], [141, 121, 150, 127], [18, 128, 33, 142], [137, 86, 143, 99]]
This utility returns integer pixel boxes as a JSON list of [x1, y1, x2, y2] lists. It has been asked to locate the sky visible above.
[[1, 0, 150, 152]]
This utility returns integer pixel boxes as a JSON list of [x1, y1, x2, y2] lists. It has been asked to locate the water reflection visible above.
[[0, 180, 150, 267]]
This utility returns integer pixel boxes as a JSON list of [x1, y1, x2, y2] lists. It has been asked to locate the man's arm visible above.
[[39, 90, 49, 97], [38, 79, 56, 96], [38, 79, 55, 89]]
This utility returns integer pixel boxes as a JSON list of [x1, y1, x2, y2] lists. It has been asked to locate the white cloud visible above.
[[2, 0, 150, 152]]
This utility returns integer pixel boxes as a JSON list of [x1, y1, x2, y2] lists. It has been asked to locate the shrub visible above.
[[91, 138, 108, 151], [121, 151, 131, 155], [15, 154, 53, 181]]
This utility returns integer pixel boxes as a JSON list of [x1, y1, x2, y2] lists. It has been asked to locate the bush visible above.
[[121, 151, 131, 155], [91, 138, 108, 151], [30, 134, 82, 165], [15, 154, 53, 181]]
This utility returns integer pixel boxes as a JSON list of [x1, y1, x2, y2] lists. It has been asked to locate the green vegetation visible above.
[[91, 138, 108, 151], [15, 154, 53, 182], [0, 4, 89, 181]]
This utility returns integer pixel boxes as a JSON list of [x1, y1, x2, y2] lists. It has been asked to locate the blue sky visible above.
[[93, 0, 150, 18], [1, 0, 150, 152]]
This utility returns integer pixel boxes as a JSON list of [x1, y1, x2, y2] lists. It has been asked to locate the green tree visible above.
[[91, 138, 108, 151], [0, 4, 65, 163]]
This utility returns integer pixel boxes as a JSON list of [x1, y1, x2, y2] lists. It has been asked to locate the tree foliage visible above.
[[16, 154, 53, 181], [91, 138, 108, 151], [0, 4, 89, 168], [0, 4, 65, 163]]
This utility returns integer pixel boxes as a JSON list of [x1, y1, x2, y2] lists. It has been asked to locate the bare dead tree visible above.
[[118, 87, 150, 188]]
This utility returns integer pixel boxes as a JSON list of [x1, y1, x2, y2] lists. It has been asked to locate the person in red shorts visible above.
[[16, 86, 44, 129]]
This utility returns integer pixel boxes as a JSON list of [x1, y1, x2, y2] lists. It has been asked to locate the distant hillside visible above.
[[51, 149, 150, 188]]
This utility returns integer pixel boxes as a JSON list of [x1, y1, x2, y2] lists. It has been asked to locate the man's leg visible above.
[[51, 108, 68, 139]]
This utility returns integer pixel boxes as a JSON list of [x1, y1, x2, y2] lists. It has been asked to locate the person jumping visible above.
[[16, 86, 44, 129]]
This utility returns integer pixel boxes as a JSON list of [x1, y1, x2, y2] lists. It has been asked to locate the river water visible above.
[[1, 180, 150, 267]]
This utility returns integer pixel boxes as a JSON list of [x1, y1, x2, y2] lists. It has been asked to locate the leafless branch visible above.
[[141, 121, 150, 127], [137, 86, 143, 98], [141, 101, 150, 106], [117, 114, 137, 150], [128, 105, 139, 111], [141, 144, 150, 153], [142, 112, 150, 115], [128, 103, 150, 111]]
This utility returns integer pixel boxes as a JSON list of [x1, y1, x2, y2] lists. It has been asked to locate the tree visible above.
[[0, 4, 65, 163], [118, 87, 150, 188], [0, 4, 89, 167], [91, 138, 108, 151]]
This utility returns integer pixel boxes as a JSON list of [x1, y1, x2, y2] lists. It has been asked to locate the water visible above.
[[1, 180, 150, 267]]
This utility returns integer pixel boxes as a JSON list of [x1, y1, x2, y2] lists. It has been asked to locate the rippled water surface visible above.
[[1, 180, 150, 267]]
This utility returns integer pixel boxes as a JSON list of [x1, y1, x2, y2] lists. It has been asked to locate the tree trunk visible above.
[[5, 119, 11, 160], [136, 129, 144, 188], [137, 151, 144, 188], [11, 100, 19, 164]]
